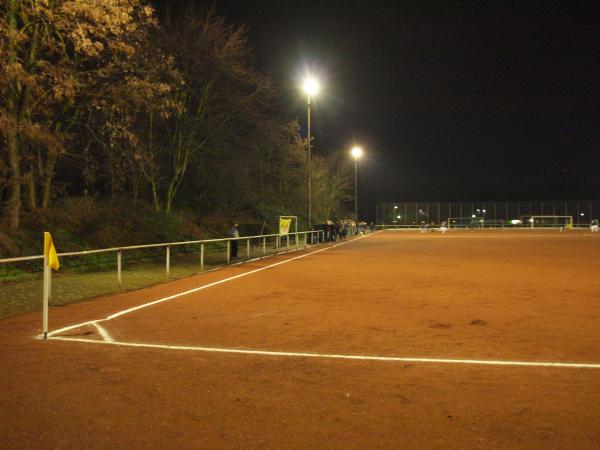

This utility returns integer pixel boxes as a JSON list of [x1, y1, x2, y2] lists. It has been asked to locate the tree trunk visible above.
[[25, 165, 37, 211], [7, 131, 21, 230], [150, 182, 160, 212], [6, 0, 21, 229], [42, 151, 57, 209]]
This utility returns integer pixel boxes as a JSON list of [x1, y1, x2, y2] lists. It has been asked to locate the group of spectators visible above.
[[227, 219, 376, 257], [319, 220, 375, 242]]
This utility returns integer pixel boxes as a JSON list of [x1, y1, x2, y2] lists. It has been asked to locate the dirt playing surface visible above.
[[2, 230, 600, 448]]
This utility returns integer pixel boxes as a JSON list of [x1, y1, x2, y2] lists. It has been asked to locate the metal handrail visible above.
[[0, 230, 321, 264], [0, 255, 44, 263], [1, 229, 324, 339]]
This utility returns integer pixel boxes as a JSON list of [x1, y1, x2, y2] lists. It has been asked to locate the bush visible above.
[[0, 197, 198, 258]]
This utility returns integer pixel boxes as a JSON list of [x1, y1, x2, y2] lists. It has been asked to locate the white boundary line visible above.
[[388, 234, 593, 239], [91, 321, 113, 342], [48, 336, 600, 369], [45, 234, 371, 338]]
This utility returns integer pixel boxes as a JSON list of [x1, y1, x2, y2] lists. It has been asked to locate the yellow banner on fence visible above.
[[44, 232, 60, 271], [279, 218, 292, 235]]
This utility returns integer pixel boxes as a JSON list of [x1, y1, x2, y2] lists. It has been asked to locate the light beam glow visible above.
[[303, 76, 320, 96], [351, 146, 363, 159]]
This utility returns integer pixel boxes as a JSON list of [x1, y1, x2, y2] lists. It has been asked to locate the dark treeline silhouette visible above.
[[0, 1, 352, 245]]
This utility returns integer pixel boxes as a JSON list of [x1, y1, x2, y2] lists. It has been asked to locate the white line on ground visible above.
[[48, 336, 600, 369], [408, 235, 590, 239], [45, 234, 370, 338], [91, 321, 113, 342]]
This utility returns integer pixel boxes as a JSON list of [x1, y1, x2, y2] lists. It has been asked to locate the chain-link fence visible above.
[[376, 200, 600, 227]]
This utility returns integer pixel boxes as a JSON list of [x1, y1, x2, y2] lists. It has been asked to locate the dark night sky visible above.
[[173, 0, 599, 218]]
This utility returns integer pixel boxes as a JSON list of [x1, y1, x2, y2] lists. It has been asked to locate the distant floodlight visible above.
[[351, 146, 363, 221], [303, 76, 320, 97], [394, 206, 398, 209], [397, 215, 401, 219], [471, 214, 476, 218]]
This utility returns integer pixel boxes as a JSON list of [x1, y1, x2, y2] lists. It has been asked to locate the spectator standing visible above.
[[229, 223, 239, 258]]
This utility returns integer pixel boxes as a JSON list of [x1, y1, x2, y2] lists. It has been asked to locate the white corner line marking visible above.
[[47, 337, 600, 369], [91, 321, 114, 342], [46, 235, 371, 338]]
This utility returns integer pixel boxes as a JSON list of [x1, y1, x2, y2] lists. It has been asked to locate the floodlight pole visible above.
[[354, 157, 358, 222], [307, 95, 312, 230]]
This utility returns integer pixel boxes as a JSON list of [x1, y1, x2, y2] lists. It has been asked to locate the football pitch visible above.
[[1, 230, 600, 448]]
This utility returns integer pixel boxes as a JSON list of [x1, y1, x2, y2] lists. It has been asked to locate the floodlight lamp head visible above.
[[303, 77, 320, 97], [351, 146, 363, 160]]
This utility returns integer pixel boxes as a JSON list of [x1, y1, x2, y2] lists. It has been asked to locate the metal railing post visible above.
[[286, 234, 290, 248], [42, 254, 50, 339], [247, 238, 250, 259], [296, 233, 299, 248], [304, 233, 307, 247], [166, 245, 170, 279], [227, 240, 231, 264], [117, 250, 122, 289], [200, 243, 204, 271], [262, 237, 266, 255]]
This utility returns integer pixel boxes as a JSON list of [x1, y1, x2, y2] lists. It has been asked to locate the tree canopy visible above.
[[0, 0, 352, 235]]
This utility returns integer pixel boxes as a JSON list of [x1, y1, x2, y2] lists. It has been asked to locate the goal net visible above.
[[525, 216, 573, 229]]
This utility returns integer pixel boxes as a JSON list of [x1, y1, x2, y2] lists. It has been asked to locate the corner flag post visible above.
[[42, 233, 51, 339], [42, 232, 60, 339]]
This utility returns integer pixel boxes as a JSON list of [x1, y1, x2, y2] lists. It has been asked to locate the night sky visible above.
[[176, 0, 599, 219]]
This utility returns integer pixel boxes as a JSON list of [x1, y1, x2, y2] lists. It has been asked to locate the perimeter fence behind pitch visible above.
[[376, 200, 600, 228], [0, 231, 322, 320]]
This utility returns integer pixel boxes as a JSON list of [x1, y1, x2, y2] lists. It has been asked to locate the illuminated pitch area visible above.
[[2, 230, 600, 449], [46, 229, 600, 363]]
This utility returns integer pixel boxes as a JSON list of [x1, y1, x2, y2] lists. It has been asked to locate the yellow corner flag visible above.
[[44, 232, 60, 271]]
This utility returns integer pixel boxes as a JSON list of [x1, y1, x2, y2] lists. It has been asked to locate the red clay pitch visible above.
[[1, 230, 600, 448]]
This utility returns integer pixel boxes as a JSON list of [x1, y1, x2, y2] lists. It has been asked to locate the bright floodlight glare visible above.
[[351, 146, 363, 159], [303, 77, 320, 96]]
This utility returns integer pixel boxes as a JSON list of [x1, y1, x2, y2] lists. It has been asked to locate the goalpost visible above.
[[448, 216, 574, 229], [527, 216, 573, 229]]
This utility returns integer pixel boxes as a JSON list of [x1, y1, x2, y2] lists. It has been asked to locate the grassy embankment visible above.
[[0, 198, 282, 319]]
